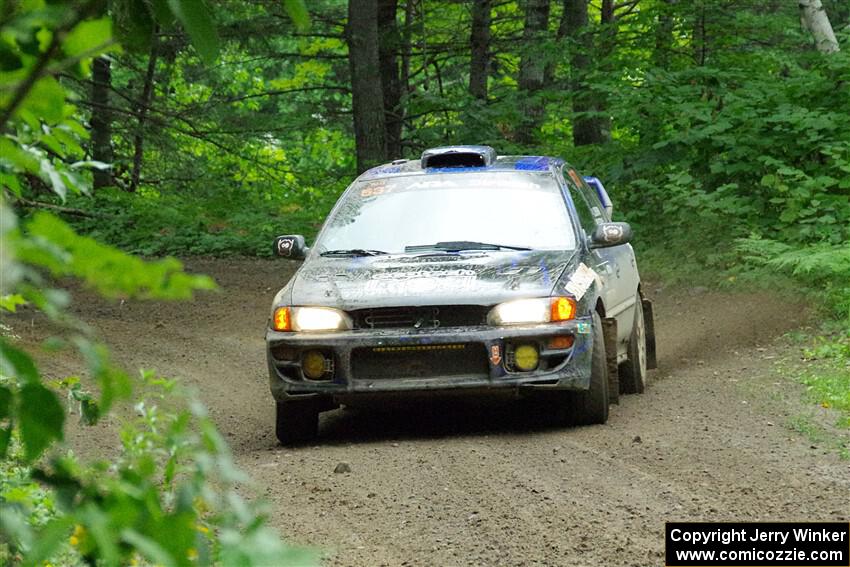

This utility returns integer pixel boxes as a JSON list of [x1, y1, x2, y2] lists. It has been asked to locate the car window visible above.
[[564, 169, 602, 232], [315, 171, 577, 254], [570, 186, 595, 232], [577, 177, 610, 223]]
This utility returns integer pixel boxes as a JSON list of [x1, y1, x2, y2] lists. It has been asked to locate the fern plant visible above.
[[737, 236, 850, 326]]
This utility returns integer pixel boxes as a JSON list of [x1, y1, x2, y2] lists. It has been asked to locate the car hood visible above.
[[289, 250, 575, 310]]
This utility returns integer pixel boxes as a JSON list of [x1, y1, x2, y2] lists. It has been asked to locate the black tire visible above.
[[572, 311, 609, 425], [275, 399, 319, 445], [619, 293, 648, 394]]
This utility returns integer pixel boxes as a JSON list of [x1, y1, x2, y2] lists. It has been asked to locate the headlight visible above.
[[271, 307, 351, 332], [294, 307, 350, 331], [487, 297, 576, 326]]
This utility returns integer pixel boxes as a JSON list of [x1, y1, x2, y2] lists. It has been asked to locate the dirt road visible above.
[[13, 259, 850, 566]]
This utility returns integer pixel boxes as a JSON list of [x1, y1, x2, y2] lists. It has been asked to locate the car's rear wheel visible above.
[[571, 311, 609, 425], [275, 399, 319, 445], [619, 292, 648, 394]]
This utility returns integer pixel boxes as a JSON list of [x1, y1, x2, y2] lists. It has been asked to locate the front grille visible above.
[[350, 305, 489, 330], [351, 343, 489, 380]]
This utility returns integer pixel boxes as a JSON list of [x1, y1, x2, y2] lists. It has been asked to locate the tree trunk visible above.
[[692, 1, 707, 65], [561, 0, 605, 146], [401, 0, 415, 98], [469, 0, 491, 100], [129, 31, 159, 193], [516, 0, 550, 146], [378, 0, 403, 159], [799, 0, 840, 54], [601, 0, 614, 24], [348, 0, 388, 173], [653, 0, 676, 68], [596, 0, 616, 141], [90, 56, 112, 190]]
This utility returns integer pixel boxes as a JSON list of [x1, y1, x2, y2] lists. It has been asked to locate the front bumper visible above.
[[266, 317, 594, 401]]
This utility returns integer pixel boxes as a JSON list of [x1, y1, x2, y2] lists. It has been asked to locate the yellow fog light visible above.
[[302, 350, 328, 379], [513, 344, 539, 371]]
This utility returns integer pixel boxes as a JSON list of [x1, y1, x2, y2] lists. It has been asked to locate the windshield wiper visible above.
[[320, 248, 388, 257], [404, 241, 532, 253]]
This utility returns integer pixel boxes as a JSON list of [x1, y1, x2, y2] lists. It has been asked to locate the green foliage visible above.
[[16, 212, 216, 299], [14, 0, 838, 262], [17, 383, 65, 462], [282, 0, 311, 31], [584, 48, 850, 244], [1, 373, 319, 567], [3, 3, 129, 200], [805, 335, 850, 362], [66, 186, 333, 255], [166, 0, 220, 64], [799, 333, 850, 429], [737, 237, 850, 324], [1, 2, 315, 566], [0, 436, 69, 566], [2, 211, 313, 564]]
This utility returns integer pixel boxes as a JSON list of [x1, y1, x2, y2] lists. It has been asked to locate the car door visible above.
[[564, 168, 639, 352]]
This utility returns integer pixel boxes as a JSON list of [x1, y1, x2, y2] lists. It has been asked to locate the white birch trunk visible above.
[[798, 0, 840, 54]]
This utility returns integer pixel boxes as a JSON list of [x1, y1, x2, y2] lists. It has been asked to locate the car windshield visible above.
[[315, 171, 576, 255]]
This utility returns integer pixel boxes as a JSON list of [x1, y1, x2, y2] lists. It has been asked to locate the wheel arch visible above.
[[594, 297, 606, 318]]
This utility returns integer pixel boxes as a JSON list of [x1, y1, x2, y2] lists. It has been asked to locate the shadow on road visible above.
[[311, 396, 582, 446]]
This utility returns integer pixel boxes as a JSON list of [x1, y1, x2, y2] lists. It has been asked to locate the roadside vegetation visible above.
[[1, 1, 316, 565], [1, 0, 848, 563]]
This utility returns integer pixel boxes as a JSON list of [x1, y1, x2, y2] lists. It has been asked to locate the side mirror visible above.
[[273, 235, 308, 260], [589, 222, 632, 249]]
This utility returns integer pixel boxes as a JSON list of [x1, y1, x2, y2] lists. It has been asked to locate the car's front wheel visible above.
[[571, 311, 609, 425], [619, 292, 648, 394], [275, 399, 319, 445]]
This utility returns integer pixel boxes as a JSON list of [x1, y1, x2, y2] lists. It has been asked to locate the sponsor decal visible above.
[[490, 344, 502, 366], [590, 206, 605, 222], [360, 180, 391, 197], [565, 263, 597, 300], [276, 238, 294, 256], [362, 275, 477, 296], [602, 224, 624, 243], [576, 322, 591, 334]]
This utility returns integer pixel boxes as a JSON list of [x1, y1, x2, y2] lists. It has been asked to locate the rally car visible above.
[[266, 146, 656, 444]]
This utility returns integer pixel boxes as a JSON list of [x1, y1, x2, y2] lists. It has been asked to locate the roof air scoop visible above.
[[421, 145, 496, 169]]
